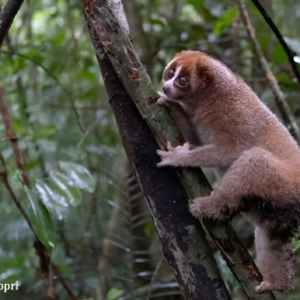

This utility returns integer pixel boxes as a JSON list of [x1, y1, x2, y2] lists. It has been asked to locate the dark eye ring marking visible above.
[[178, 76, 187, 86], [166, 69, 175, 79]]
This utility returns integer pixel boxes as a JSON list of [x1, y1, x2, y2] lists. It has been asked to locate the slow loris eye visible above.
[[178, 76, 187, 86], [166, 69, 175, 79]]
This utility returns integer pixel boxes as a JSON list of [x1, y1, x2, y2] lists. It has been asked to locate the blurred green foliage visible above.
[[0, 0, 300, 299]]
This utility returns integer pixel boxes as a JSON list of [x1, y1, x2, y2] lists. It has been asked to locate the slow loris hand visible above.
[[157, 142, 190, 167], [157, 91, 176, 107]]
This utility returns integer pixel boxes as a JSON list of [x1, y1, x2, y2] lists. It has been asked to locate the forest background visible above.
[[0, 0, 300, 299]]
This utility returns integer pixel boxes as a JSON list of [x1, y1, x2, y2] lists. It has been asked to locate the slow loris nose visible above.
[[163, 86, 170, 94]]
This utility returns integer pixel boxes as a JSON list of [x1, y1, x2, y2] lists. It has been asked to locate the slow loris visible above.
[[156, 50, 300, 293]]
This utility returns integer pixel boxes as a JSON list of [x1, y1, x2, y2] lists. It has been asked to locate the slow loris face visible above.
[[162, 51, 214, 101]]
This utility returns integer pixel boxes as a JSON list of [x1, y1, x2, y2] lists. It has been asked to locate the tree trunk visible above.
[[95, 40, 231, 300], [80, 1, 276, 299]]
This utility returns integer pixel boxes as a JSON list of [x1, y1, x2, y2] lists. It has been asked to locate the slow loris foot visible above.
[[255, 281, 294, 294], [189, 196, 223, 220]]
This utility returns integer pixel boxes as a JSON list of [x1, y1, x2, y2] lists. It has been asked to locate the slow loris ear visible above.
[[197, 67, 214, 89]]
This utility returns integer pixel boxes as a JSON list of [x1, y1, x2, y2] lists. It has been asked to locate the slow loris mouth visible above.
[[157, 91, 171, 99], [157, 91, 179, 101]]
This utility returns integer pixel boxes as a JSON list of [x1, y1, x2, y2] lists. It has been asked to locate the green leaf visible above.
[[23, 48, 44, 64], [35, 181, 70, 220], [0, 255, 26, 282], [144, 221, 155, 237], [214, 6, 237, 36], [273, 43, 288, 64], [36, 181, 69, 207], [0, 269, 21, 283], [13, 57, 26, 71], [31, 125, 56, 139], [150, 18, 165, 27], [257, 36, 271, 51], [82, 68, 98, 81], [25, 187, 56, 251], [84, 87, 98, 100], [58, 161, 96, 193], [53, 263, 73, 277], [187, 0, 204, 11], [53, 32, 65, 46], [107, 288, 123, 300], [150, 0, 160, 9], [26, 159, 41, 170], [13, 120, 30, 136], [276, 74, 297, 88], [49, 172, 82, 206], [0, 256, 25, 270], [293, 240, 300, 251]]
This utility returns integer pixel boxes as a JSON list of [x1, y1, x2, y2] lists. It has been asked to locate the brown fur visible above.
[[157, 50, 300, 293]]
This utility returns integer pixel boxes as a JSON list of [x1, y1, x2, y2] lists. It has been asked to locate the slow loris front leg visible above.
[[157, 92, 201, 147]]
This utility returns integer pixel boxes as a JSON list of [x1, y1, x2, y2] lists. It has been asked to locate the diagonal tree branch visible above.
[[251, 0, 300, 88], [0, 0, 25, 48], [80, 1, 276, 299], [237, 0, 300, 142]]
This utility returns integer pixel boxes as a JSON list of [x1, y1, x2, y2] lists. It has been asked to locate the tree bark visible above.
[[95, 44, 231, 300], [0, 0, 25, 48], [80, 1, 276, 299]]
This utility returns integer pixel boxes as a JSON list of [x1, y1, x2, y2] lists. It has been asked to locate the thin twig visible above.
[[97, 186, 120, 297], [251, 0, 300, 88], [0, 0, 25, 48], [146, 257, 163, 300], [0, 87, 31, 187], [237, 0, 300, 142], [5, 33, 47, 176], [76, 111, 108, 148], [34, 240, 55, 300], [0, 154, 34, 230], [51, 263, 77, 300], [47, 263, 57, 300]]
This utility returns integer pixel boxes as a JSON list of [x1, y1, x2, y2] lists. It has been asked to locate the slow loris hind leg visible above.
[[254, 223, 294, 293], [190, 147, 292, 220], [189, 147, 296, 292]]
